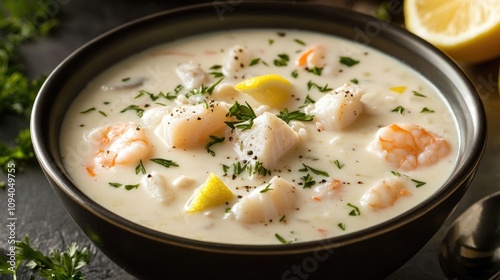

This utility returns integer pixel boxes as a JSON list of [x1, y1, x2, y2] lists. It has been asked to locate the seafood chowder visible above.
[[60, 29, 457, 244]]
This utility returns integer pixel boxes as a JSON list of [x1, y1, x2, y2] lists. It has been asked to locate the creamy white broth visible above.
[[60, 29, 457, 244]]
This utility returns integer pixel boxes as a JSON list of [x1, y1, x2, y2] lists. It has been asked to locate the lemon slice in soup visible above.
[[185, 173, 234, 213], [234, 74, 292, 108]]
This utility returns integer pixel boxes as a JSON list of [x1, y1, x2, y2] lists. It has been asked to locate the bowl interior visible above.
[[31, 2, 486, 252]]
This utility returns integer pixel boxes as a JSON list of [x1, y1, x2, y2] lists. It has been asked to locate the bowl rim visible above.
[[31, 1, 487, 254]]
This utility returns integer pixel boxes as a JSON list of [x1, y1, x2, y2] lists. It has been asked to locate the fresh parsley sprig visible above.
[[225, 101, 257, 131], [0, 235, 91, 280]]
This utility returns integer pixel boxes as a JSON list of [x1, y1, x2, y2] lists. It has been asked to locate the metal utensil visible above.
[[439, 191, 500, 279]]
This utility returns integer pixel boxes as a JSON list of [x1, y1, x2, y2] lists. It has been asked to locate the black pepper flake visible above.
[[147, 174, 152, 178]]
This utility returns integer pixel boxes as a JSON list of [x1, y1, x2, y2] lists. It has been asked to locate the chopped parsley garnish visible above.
[[120, 104, 145, 117], [225, 101, 257, 131], [350, 78, 359, 84], [205, 135, 225, 156], [299, 164, 329, 189], [150, 158, 179, 168], [279, 215, 287, 222], [108, 182, 139, 190], [186, 77, 224, 97], [338, 223, 346, 230], [291, 69, 299, 78], [0, 235, 91, 280], [275, 233, 292, 244], [300, 173, 316, 189], [412, 90, 427, 97], [208, 65, 224, 78], [249, 58, 261, 66], [135, 159, 146, 175], [121, 77, 131, 82], [333, 159, 344, 169], [306, 67, 323, 76], [273, 53, 290, 67], [339, 56, 360, 67], [79, 107, 96, 114], [222, 164, 230, 175], [300, 94, 316, 108], [391, 105, 405, 114], [277, 108, 314, 124], [294, 38, 306, 46], [391, 170, 427, 188], [299, 164, 329, 177], [260, 183, 273, 193], [307, 80, 332, 92], [248, 161, 271, 177], [412, 179, 426, 188], [347, 203, 361, 216], [420, 107, 435, 113]]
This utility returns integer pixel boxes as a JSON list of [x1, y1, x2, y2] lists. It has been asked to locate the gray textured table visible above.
[[1, 0, 499, 279]]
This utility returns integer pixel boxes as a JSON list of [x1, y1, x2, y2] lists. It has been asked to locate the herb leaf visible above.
[[205, 135, 225, 156], [150, 158, 179, 168], [277, 108, 314, 124], [225, 101, 257, 131], [339, 56, 360, 67]]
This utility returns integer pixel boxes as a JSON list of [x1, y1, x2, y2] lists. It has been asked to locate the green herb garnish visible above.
[[273, 53, 290, 67], [205, 135, 225, 156], [225, 101, 257, 131], [277, 108, 314, 124], [135, 159, 146, 175], [347, 203, 361, 216], [0, 235, 90, 280], [150, 158, 179, 168], [120, 104, 145, 117], [391, 105, 405, 114], [339, 56, 360, 67], [275, 233, 292, 244]]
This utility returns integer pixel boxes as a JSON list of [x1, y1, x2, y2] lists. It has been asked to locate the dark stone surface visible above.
[[1, 0, 499, 279]]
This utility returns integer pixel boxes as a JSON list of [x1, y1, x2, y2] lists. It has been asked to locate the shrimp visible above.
[[369, 123, 451, 171], [86, 122, 151, 176], [296, 45, 325, 69], [360, 178, 409, 209], [310, 83, 364, 131], [312, 179, 343, 201], [230, 177, 298, 224]]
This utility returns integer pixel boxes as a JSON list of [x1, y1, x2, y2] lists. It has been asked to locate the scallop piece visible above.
[[140, 171, 175, 204], [233, 112, 299, 169], [311, 83, 364, 131], [175, 61, 207, 90], [155, 100, 231, 148], [230, 176, 298, 223]]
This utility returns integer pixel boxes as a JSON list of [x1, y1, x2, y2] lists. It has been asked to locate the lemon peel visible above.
[[404, 0, 500, 63], [234, 74, 292, 108], [184, 173, 234, 213]]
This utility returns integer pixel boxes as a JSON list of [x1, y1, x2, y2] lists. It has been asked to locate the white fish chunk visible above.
[[233, 112, 299, 169], [176, 61, 207, 90], [223, 45, 250, 78], [140, 171, 175, 204], [155, 100, 231, 148], [311, 83, 364, 131], [230, 176, 298, 223]]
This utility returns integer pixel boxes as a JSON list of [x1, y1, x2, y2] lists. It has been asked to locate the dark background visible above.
[[1, 0, 499, 279]]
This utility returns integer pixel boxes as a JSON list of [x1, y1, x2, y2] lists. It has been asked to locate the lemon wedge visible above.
[[404, 0, 500, 63], [234, 74, 292, 108], [184, 173, 234, 213]]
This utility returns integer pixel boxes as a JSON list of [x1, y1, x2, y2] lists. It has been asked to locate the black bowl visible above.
[[31, 2, 486, 279]]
